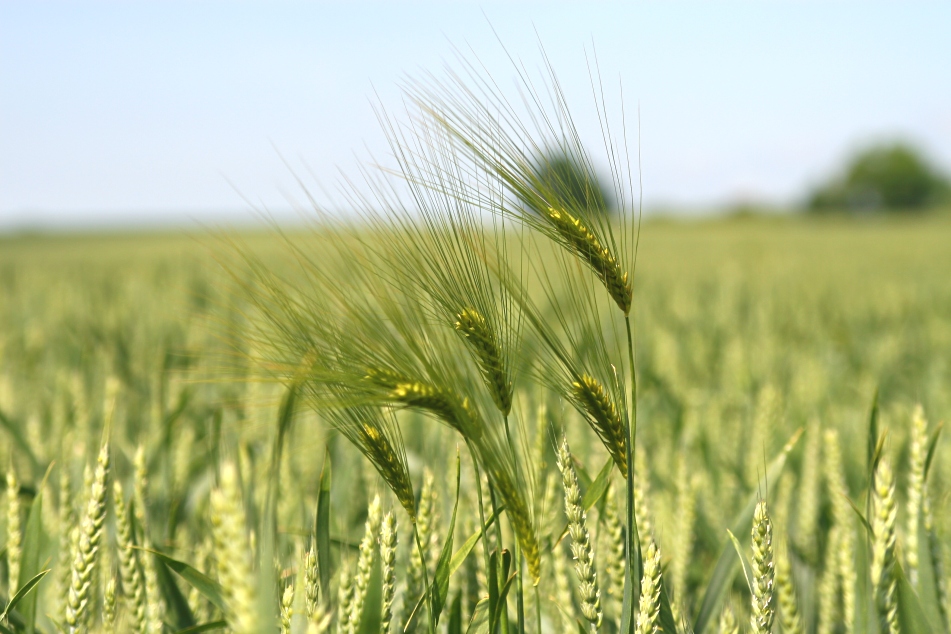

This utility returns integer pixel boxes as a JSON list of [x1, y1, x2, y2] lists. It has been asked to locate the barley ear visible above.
[[65, 440, 110, 633], [749, 500, 775, 634], [454, 308, 512, 415], [380, 512, 398, 634], [570, 375, 627, 477], [556, 436, 602, 629], [635, 537, 662, 634], [871, 456, 899, 634]]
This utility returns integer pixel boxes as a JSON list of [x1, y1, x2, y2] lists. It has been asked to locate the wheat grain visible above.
[[454, 308, 512, 415], [570, 375, 627, 477]]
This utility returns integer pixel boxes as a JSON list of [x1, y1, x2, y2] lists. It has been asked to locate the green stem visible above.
[[515, 541, 525, 634], [413, 520, 436, 634], [489, 486, 510, 634], [534, 585, 542, 634], [624, 314, 641, 631], [466, 442, 494, 599]]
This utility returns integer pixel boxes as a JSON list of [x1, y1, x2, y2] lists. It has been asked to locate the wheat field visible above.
[[0, 63, 950, 634]]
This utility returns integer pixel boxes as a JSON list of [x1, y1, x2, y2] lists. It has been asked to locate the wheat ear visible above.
[[822, 428, 854, 630], [749, 500, 775, 634], [906, 405, 928, 586], [775, 538, 803, 634], [602, 482, 625, 602], [350, 494, 382, 633], [635, 537, 662, 634], [380, 512, 398, 634], [304, 548, 320, 618], [6, 468, 21, 595], [102, 574, 118, 633], [871, 456, 899, 634], [114, 481, 147, 633], [65, 441, 110, 633], [556, 436, 602, 629], [210, 461, 256, 633], [281, 581, 295, 634], [718, 601, 739, 634], [336, 565, 354, 634]]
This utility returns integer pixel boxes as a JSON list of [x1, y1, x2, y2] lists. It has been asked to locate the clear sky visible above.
[[2, 2, 950, 229]]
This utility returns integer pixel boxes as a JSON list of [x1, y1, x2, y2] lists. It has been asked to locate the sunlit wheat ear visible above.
[[822, 429, 854, 629], [304, 548, 320, 618], [6, 468, 21, 595], [210, 462, 257, 634], [454, 307, 512, 415], [775, 539, 803, 634], [337, 565, 354, 634], [749, 500, 775, 634], [635, 537, 662, 634], [556, 436, 602, 629], [871, 456, 899, 634], [380, 513, 398, 634], [350, 495, 383, 633], [66, 441, 110, 633], [114, 481, 147, 633], [816, 525, 841, 634], [103, 574, 118, 632], [906, 405, 928, 585], [544, 207, 631, 314], [602, 482, 625, 600], [570, 374, 627, 477], [281, 581, 295, 634], [718, 601, 739, 634]]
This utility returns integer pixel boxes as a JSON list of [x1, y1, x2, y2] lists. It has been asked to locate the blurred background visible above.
[[2, 2, 950, 231]]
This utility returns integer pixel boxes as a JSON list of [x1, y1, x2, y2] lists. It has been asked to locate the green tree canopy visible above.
[[530, 151, 614, 216], [809, 142, 951, 212]]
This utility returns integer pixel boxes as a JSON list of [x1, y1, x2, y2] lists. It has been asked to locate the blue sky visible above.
[[2, 2, 950, 228]]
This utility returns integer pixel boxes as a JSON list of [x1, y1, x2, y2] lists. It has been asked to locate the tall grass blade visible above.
[[17, 467, 49, 634], [896, 562, 935, 633], [431, 450, 462, 627], [357, 556, 383, 634], [150, 550, 227, 612], [0, 569, 50, 623]]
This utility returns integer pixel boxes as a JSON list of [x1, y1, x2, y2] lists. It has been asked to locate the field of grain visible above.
[[0, 212, 949, 634]]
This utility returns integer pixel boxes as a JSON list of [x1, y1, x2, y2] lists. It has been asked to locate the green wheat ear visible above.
[[557, 436, 602, 629], [871, 456, 899, 634], [749, 500, 775, 634]]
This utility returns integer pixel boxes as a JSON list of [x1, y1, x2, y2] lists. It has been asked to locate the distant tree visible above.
[[808, 142, 951, 212], [530, 151, 614, 216]]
